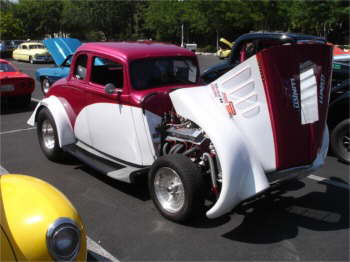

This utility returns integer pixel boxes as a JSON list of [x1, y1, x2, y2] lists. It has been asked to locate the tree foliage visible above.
[[0, 0, 348, 45]]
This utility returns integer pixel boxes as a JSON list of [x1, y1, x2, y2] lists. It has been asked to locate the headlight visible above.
[[46, 217, 81, 261]]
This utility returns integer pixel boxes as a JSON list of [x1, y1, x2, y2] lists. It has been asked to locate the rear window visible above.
[[0, 62, 17, 72], [29, 44, 44, 49], [130, 57, 198, 90]]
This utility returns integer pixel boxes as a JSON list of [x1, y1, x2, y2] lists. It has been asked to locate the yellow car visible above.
[[12, 42, 52, 64], [0, 174, 87, 261], [216, 38, 234, 59]]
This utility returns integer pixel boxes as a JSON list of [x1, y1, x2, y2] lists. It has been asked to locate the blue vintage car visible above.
[[35, 38, 81, 94]]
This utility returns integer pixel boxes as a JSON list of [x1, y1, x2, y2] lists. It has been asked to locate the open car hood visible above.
[[43, 38, 81, 66]]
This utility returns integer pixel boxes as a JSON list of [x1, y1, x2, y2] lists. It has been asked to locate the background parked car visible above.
[[0, 59, 34, 106], [12, 41, 52, 64], [0, 174, 87, 261], [36, 38, 81, 95], [328, 58, 350, 164], [216, 38, 233, 59]]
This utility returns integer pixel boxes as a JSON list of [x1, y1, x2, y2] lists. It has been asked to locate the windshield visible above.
[[130, 57, 198, 90], [0, 62, 17, 72], [29, 44, 44, 49]]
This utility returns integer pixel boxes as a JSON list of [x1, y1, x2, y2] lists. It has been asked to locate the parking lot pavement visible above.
[[1, 57, 349, 261]]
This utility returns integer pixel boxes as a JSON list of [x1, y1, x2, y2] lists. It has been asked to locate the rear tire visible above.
[[37, 108, 64, 161], [149, 154, 205, 223], [331, 118, 350, 164]]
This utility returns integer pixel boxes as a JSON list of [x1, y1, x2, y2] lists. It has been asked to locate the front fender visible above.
[[0, 174, 87, 261], [27, 96, 75, 147], [170, 86, 270, 219]]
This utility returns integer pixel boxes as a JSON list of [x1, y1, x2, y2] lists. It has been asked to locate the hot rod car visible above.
[[28, 34, 332, 222]]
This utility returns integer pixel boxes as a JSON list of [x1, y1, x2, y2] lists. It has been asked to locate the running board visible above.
[[63, 143, 148, 183]]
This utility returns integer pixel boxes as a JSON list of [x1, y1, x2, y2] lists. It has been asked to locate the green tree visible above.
[[0, 11, 24, 39], [83, 1, 135, 40]]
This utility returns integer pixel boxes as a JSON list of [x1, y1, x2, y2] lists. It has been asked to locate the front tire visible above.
[[331, 119, 350, 164], [37, 108, 64, 161], [41, 77, 51, 95], [149, 154, 205, 223]]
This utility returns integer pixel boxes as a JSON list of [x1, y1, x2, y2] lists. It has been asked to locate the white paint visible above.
[[27, 96, 76, 147], [215, 56, 276, 171], [308, 174, 350, 190], [300, 67, 319, 125], [170, 56, 272, 219], [75, 103, 143, 165], [0, 127, 36, 135]]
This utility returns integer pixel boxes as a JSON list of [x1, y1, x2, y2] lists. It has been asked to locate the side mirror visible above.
[[104, 83, 122, 95]]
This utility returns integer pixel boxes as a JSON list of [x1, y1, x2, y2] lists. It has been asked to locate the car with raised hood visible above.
[[0, 174, 87, 261], [36, 38, 82, 95], [12, 41, 52, 64], [0, 59, 34, 106], [28, 35, 332, 223], [216, 37, 233, 59]]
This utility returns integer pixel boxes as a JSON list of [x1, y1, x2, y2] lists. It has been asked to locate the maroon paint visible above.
[[48, 42, 200, 128], [257, 44, 333, 170]]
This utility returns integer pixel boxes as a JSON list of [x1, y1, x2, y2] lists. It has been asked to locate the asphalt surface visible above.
[[1, 56, 349, 261]]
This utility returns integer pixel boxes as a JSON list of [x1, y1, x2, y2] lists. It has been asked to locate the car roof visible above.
[[234, 32, 326, 43], [76, 41, 196, 61], [21, 42, 44, 45]]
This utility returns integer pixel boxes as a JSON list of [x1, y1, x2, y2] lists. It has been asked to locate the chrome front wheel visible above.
[[154, 167, 185, 213], [149, 154, 205, 223]]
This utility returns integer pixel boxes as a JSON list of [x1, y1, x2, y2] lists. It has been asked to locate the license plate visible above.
[[0, 84, 15, 92]]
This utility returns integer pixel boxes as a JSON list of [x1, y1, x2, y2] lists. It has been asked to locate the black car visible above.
[[327, 61, 349, 164]]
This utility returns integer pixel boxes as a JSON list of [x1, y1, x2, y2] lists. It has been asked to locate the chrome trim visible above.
[[46, 217, 81, 261]]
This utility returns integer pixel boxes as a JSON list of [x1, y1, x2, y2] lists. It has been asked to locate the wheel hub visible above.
[[154, 167, 185, 213], [42, 119, 55, 150]]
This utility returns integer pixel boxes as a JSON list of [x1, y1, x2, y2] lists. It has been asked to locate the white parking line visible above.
[[307, 174, 349, 190], [31, 97, 41, 103], [0, 165, 119, 262], [0, 127, 36, 135]]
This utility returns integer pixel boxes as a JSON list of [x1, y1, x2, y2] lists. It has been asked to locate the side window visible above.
[[22, 45, 27, 50], [73, 54, 88, 80], [90, 56, 123, 89]]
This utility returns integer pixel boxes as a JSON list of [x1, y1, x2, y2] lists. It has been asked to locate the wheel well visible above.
[[34, 105, 47, 123], [328, 99, 349, 130]]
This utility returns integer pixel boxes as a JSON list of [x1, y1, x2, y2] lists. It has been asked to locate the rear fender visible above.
[[27, 96, 75, 147]]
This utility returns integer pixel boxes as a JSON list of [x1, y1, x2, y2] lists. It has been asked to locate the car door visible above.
[[83, 54, 143, 165], [60, 53, 92, 146]]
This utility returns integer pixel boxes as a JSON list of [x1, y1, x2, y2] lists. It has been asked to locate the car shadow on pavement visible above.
[[0, 100, 37, 115], [222, 179, 349, 244], [76, 164, 150, 201]]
